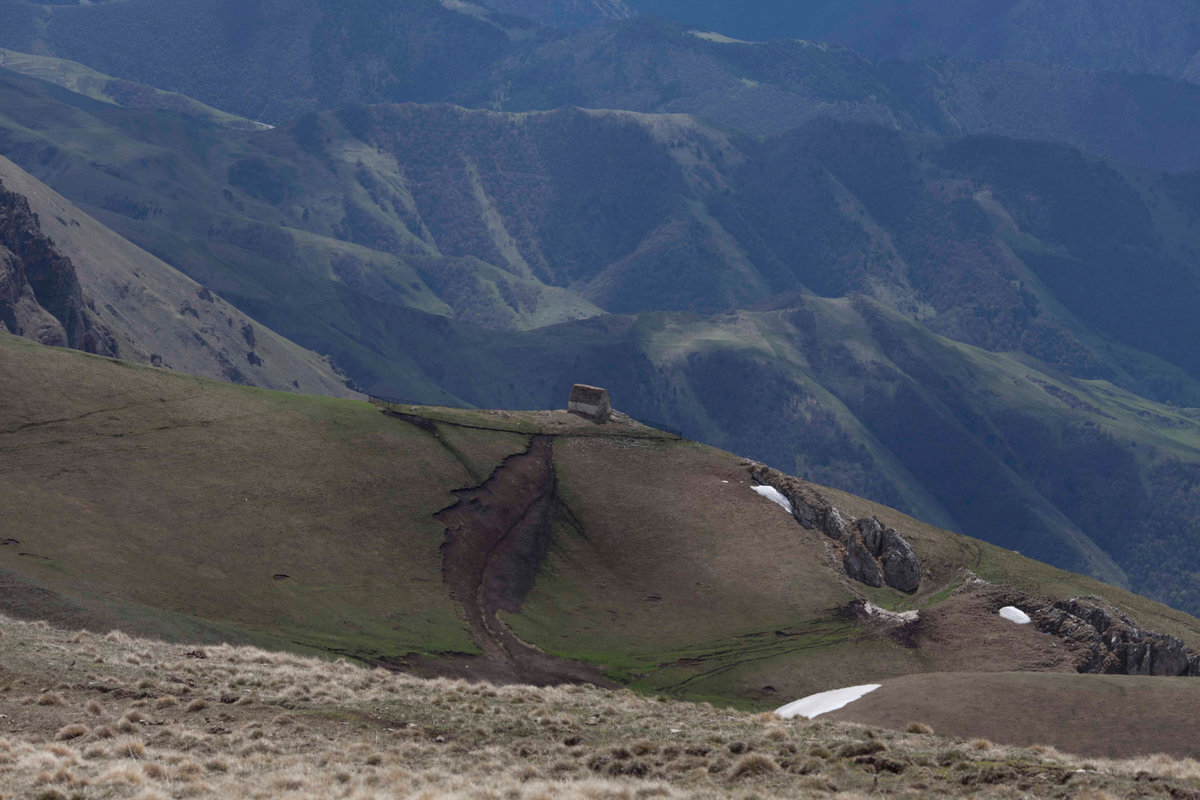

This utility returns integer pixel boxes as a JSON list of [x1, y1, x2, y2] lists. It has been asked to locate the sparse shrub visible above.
[[764, 727, 788, 741], [154, 695, 177, 709], [92, 725, 115, 739], [937, 749, 969, 767], [728, 741, 750, 754], [53, 724, 88, 741], [185, 699, 208, 712], [86, 700, 102, 716], [730, 753, 780, 779], [906, 721, 933, 735], [968, 738, 993, 751], [142, 762, 167, 779], [37, 692, 66, 706]]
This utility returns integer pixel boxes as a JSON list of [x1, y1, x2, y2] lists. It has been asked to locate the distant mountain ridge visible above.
[[627, 0, 1200, 85], [8, 3, 1200, 171]]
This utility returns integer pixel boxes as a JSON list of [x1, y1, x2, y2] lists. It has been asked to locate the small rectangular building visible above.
[[568, 384, 611, 422]]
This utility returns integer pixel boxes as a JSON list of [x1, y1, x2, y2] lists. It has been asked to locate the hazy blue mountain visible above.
[[627, 0, 1200, 86]]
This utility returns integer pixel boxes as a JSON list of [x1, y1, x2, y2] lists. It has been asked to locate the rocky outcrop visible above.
[[962, 575, 1200, 677], [1032, 596, 1200, 676], [746, 461, 922, 594], [0, 180, 116, 355], [879, 527, 922, 593], [844, 528, 884, 587]]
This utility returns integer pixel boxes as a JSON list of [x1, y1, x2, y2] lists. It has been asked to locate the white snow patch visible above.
[[775, 684, 881, 720], [752, 485, 793, 515], [999, 606, 1032, 624], [862, 602, 919, 624]]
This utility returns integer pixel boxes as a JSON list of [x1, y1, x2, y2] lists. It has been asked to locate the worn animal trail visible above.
[[436, 435, 611, 687]]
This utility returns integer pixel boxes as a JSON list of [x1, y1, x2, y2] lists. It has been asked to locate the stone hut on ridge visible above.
[[568, 384, 611, 422]]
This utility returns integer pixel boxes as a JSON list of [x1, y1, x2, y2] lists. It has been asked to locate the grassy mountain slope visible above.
[[399, 298, 1200, 611], [0, 47, 269, 130], [4, 335, 1200, 711], [0, 0, 523, 123]]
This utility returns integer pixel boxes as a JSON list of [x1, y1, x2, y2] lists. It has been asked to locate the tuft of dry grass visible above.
[[729, 753, 780, 779], [906, 721, 934, 735], [53, 724, 88, 741]]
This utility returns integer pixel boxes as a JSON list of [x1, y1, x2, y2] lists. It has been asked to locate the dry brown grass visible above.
[[0, 614, 1197, 799]]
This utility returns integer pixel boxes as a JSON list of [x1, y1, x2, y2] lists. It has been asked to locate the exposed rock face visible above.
[[961, 575, 1200, 678], [0, 180, 116, 355], [747, 461, 921, 593], [844, 529, 884, 588], [880, 528, 922, 593], [1032, 596, 1200, 676]]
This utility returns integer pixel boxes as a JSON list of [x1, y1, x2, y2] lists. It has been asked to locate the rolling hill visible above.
[[5, 333, 1200, 711]]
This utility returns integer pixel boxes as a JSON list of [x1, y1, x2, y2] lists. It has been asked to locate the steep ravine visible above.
[[433, 434, 613, 686]]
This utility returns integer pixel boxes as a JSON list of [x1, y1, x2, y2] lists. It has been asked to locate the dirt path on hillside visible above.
[[430, 435, 613, 687]]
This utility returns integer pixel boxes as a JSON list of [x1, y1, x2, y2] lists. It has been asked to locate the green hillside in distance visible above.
[[5, 332, 1200, 714]]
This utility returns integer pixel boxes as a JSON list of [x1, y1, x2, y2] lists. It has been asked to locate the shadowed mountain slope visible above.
[[629, 0, 1200, 87], [10, 5, 1200, 172]]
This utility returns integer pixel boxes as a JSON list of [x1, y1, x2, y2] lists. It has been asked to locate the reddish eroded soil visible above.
[[434, 436, 612, 687]]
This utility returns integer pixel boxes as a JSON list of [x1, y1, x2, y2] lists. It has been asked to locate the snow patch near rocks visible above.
[[752, 484, 794, 515], [999, 606, 1032, 625], [775, 684, 882, 720], [862, 602, 919, 624]]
